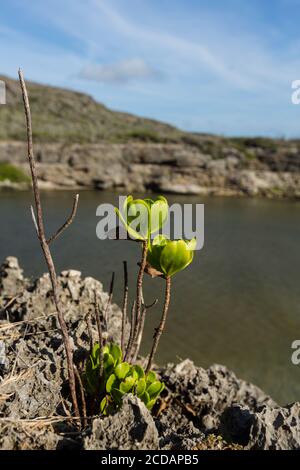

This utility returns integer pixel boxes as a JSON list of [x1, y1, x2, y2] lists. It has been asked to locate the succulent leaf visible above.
[[147, 381, 164, 398], [100, 396, 108, 414], [106, 373, 117, 393], [136, 378, 146, 396], [119, 376, 135, 393], [146, 371, 157, 384], [133, 365, 145, 379], [115, 362, 131, 380]]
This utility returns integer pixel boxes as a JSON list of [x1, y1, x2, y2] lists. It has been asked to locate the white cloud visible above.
[[78, 58, 159, 83]]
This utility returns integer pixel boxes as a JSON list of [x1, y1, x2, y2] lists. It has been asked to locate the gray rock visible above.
[[161, 360, 275, 431], [2, 140, 300, 198], [0, 256, 28, 299], [219, 402, 300, 450], [248, 402, 300, 450], [84, 395, 159, 450], [0, 422, 61, 450]]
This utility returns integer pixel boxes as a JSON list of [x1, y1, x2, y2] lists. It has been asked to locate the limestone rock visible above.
[[84, 395, 159, 450]]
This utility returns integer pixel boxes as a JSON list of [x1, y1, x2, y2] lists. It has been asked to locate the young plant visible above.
[[116, 195, 196, 372], [115, 195, 168, 362], [84, 342, 164, 414]]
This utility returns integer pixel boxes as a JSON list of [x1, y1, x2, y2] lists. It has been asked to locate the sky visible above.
[[1, 0, 300, 137]]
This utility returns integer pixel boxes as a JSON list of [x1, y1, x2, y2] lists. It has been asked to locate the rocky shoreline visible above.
[[0, 256, 299, 450], [1, 140, 300, 198]]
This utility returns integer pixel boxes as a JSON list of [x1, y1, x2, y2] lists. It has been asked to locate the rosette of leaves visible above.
[[115, 195, 168, 242], [84, 342, 164, 415], [101, 363, 164, 414], [84, 342, 122, 396], [147, 234, 197, 277]]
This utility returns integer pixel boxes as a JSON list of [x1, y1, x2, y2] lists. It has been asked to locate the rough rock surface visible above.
[[1, 140, 300, 198], [0, 257, 300, 450], [84, 395, 159, 450], [161, 359, 276, 431], [220, 403, 300, 450]]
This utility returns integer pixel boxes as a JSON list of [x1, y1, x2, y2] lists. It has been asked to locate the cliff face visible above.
[[1, 75, 300, 197], [1, 140, 300, 197]]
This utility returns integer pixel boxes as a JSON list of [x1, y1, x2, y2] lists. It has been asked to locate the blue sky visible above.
[[1, 0, 300, 136]]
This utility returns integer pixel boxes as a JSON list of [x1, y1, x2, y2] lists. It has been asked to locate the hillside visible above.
[[0, 74, 291, 152], [0, 74, 184, 143], [0, 75, 300, 198]]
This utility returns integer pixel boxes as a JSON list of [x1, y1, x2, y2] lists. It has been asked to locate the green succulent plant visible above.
[[84, 342, 164, 415], [85, 342, 123, 396], [147, 235, 197, 277], [115, 195, 168, 242]]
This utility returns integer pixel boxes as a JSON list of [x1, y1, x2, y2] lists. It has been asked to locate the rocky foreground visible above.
[[0, 256, 299, 450]]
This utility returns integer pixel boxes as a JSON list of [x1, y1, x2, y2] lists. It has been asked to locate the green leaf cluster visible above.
[[85, 343, 164, 414], [115, 195, 168, 242], [147, 234, 196, 277]]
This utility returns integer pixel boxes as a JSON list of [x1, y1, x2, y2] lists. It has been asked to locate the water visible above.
[[0, 189, 300, 404]]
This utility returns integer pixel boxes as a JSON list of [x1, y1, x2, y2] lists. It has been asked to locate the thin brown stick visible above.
[[30, 206, 39, 236], [124, 301, 136, 361], [132, 297, 158, 362], [47, 194, 79, 245], [131, 305, 147, 362], [121, 261, 128, 356], [74, 366, 87, 427], [103, 272, 115, 333], [146, 276, 171, 374], [85, 312, 93, 353], [94, 291, 104, 381], [127, 240, 147, 361], [18, 69, 80, 419]]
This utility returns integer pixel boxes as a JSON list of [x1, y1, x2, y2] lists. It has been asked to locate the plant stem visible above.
[[146, 276, 171, 374], [18, 69, 80, 418], [121, 261, 128, 357], [128, 240, 147, 361], [124, 301, 136, 361], [103, 272, 115, 341], [94, 291, 104, 384]]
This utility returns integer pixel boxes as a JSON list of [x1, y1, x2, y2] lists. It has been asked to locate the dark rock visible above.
[[219, 402, 300, 450], [84, 395, 159, 450]]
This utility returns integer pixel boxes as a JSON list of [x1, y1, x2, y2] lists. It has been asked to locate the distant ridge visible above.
[[0, 74, 184, 143]]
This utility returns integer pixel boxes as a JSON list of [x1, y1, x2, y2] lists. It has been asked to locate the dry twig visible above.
[[126, 240, 147, 360], [146, 276, 171, 373], [121, 260, 128, 356], [18, 69, 79, 418], [74, 366, 87, 427], [94, 291, 104, 381]]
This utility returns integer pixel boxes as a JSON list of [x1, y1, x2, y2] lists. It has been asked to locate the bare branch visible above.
[[74, 366, 87, 428], [146, 276, 171, 374], [121, 261, 128, 357], [124, 301, 136, 361], [85, 312, 93, 353], [18, 69, 80, 419], [131, 297, 158, 362], [103, 272, 115, 331], [144, 298, 158, 310], [30, 206, 39, 238], [126, 240, 147, 361], [94, 291, 104, 381], [47, 194, 79, 245]]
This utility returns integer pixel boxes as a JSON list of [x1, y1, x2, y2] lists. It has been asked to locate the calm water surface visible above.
[[0, 190, 300, 404]]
